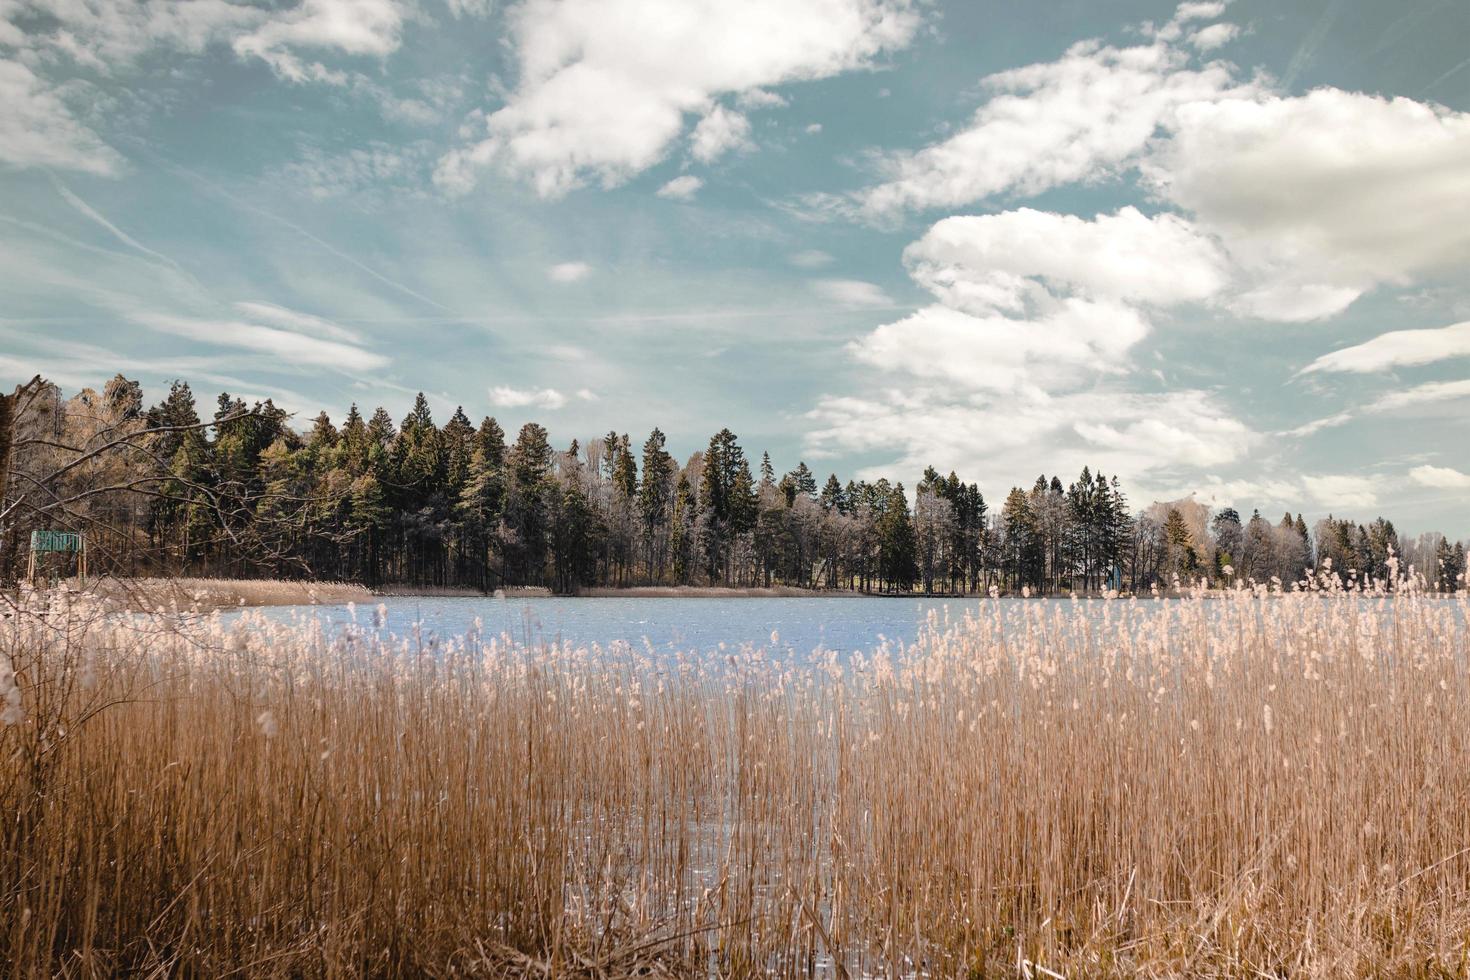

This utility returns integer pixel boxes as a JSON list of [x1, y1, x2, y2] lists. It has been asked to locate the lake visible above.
[[227, 593, 1467, 660], [234, 594, 1038, 655]]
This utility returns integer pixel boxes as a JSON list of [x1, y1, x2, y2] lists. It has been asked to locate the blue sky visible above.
[[2, 0, 1469, 535]]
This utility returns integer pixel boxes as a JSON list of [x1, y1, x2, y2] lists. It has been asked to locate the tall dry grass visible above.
[[86, 576, 376, 612], [2, 577, 1469, 977]]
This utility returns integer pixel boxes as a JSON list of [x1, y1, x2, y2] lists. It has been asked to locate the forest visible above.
[[1, 374, 1465, 594]]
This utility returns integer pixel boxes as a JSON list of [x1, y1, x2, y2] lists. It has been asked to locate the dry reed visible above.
[[2, 577, 1469, 977], [85, 576, 376, 612]]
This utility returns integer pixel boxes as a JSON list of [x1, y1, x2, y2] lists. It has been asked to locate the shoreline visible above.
[[71, 577, 1427, 611]]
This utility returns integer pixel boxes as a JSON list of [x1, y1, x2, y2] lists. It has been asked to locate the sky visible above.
[[1, 0, 1469, 537]]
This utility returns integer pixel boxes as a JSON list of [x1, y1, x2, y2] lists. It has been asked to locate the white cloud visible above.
[[575, 387, 599, 401], [904, 207, 1226, 314], [0, 61, 124, 175], [2, 0, 262, 68], [132, 309, 388, 372], [805, 166, 1258, 489], [842, 207, 1222, 395], [279, 142, 429, 198], [850, 299, 1150, 392], [1188, 23, 1239, 51], [805, 386, 1254, 489], [547, 261, 592, 282], [1302, 474, 1380, 510], [810, 278, 892, 308], [1301, 320, 1470, 374], [849, 32, 1255, 219], [1286, 378, 1470, 437], [1180, 476, 1310, 512], [836, 6, 1470, 324], [489, 385, 568, 409], [1150, 91, 1470, 320], [1410, 465, 1470, 490], [444, 0, 494, 16], [0, 0, 416, 154], [790, 249, 834, 268], [736, 88, 787, 109], [435, 0, 920, 197], [656, 175, 703, 200], [690, 105, 753, 162], [1370, 378, 1470, 412], [233, 0, 405, 84], [233, 301, 364, 344], [805, 122, 823, 134]]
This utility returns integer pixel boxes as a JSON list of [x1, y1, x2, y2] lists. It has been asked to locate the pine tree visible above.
[[506, 423, 553, 583], [877, 483, 917, 592], [307, 412, 338, 452], [638, 428, 675, 581]]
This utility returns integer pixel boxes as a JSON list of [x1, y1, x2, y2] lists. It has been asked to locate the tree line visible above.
[[1, 375, 1465, 594]]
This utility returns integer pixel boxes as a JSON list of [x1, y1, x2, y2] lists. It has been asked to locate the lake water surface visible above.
[[239, 595, 1033, 655], [231, 593, 1466, 659]]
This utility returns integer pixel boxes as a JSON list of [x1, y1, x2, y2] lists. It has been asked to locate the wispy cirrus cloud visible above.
[[131, 308, 388, 372], [0, 61, 124, 175], [1302, 320, 1470, 374]]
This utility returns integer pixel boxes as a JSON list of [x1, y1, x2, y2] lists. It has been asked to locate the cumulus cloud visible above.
[[847, 32, 1256, 218], [434, 0, 919, 197], [810, 278, 892, 308], [849, 300, 1150, 392], [1301, 320, 1470, 374], [690, 105, 753, 162], [656, 175, 703, 200], [1301, 474, 1380, 510], [904, 207, 1226, 314], [1188, 23, 1239, 51], [1410, 465, 1470, 490], [844, 207, 1222, 396], [805, 386, 1254, 490], [132, 308, 388, 372], [1150, 91, 1470, 320], [804, 201, 1254, 486], [547, 261, 592, 282], [489, 385, 568, 409], [0, 62, 124, 175], [836, 3, 1470, 323]]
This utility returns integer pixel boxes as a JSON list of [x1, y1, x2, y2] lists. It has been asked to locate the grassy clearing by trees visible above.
[[3, 581, 1469, 976]]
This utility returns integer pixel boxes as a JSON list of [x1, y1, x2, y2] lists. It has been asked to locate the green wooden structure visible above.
[[28, 530, 87, 585]]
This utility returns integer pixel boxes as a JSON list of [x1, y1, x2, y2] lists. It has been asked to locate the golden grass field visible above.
[[2, 579, 1469, 977]]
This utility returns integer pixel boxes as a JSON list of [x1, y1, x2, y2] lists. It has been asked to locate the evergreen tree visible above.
[[876, 483, 917, 592], [638, 428, 675, 581]]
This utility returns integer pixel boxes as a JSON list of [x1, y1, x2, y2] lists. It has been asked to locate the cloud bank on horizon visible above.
[[1, 0, 1468, 533]]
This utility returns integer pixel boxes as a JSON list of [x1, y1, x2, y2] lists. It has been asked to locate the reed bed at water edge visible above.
[[3, 579, 1470, 977]]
